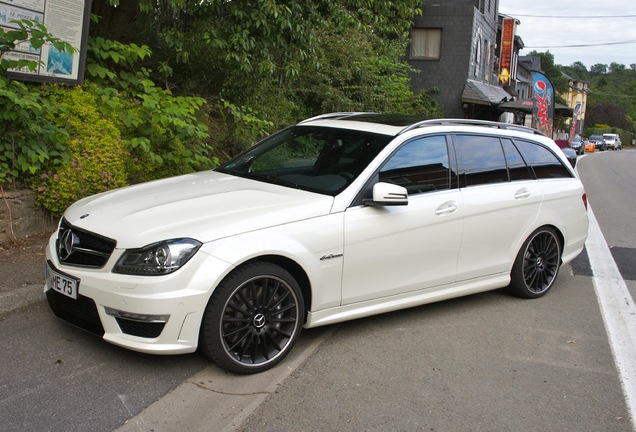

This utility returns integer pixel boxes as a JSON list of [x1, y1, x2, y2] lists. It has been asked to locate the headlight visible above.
[[113, 238, 202, 276]]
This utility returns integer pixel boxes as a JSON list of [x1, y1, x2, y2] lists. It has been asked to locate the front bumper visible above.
[[44, 234, 232, 355]]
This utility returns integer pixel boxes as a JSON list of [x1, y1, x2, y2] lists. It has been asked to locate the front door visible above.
[[341, 135, 464, 304]]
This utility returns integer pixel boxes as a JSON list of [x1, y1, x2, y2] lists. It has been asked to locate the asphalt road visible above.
[[0, 301, 210, 432], [1, 150, 635, 431]]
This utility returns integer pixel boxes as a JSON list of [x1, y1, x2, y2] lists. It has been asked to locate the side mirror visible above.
[[364, 182, 408, 206]]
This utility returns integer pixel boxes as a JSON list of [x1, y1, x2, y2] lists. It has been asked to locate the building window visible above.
[[410, 28, 442, 60]]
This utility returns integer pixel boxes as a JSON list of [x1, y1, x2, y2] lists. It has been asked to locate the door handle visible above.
[[514, 189, 531, 200], [435, 201, 458, 215]]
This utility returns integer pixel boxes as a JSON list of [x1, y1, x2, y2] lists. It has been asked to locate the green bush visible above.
[[86, 37, 218, 183], [2, 24, 218, 215], [1, 21, 74, 185], [32, 87, 128, 215]]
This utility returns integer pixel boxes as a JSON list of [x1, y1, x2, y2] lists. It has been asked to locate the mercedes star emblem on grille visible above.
[[58, 229, 78, 261]]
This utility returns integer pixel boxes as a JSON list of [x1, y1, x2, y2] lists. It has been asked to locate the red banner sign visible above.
[[499, 18, 515, 84]]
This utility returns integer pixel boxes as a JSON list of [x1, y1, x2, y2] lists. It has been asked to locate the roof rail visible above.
[[299, 112, 374, 123], [398, 119, 545, 136]]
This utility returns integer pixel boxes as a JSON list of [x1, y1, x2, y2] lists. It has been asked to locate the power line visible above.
[[526, 40, 636, 49], [508, 14, 636, 19]]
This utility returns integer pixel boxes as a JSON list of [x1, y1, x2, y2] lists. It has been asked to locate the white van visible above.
[[603, 133, 622, 150]]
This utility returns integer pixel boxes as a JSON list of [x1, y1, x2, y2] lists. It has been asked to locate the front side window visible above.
[[410, 28, 442, 60], [514, 140, 573, 179], [454, 135, 508, 186], [379, 135, 451, 195]]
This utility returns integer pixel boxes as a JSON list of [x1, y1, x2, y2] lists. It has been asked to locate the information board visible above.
[[0, 0, 91, 85]]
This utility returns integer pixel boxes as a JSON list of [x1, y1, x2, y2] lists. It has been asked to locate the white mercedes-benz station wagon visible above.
[[45, 113, 589, 374]]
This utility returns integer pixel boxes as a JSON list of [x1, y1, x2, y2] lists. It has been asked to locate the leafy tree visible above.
[[564, 61, 589, 81], [89, 0, 425, 131], [590, 63, 608, 76], [609, 62, 626, 74], [586, 103, 632, 130], [527, 50, 568, 101]]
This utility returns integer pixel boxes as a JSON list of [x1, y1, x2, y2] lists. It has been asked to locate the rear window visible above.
[[502, 139, 533, 181], [514, 140, 573, 179]]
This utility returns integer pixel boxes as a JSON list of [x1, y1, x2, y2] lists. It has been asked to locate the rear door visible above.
[[453, 135, 543, 281]]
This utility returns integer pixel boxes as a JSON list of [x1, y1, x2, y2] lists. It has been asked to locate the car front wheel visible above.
[[507, 227, 562, 299], [199, 262, 304, 374]]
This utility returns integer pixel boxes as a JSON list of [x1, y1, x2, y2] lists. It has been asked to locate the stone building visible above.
[[408, 0, 510, 119]]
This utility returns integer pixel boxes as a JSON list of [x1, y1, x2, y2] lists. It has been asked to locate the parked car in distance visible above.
[[603, 133, 622, 150], [588, 134, 605, 151], [44, 114, 589, 374], [570, 137, 583, 155], [583, 140, 595, 153]]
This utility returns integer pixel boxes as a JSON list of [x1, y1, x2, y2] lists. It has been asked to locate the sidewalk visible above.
[[0, 233, 49, 314]]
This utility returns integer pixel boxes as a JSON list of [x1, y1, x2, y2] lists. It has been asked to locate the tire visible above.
[[507, 227, 562, 299], [199, 262, 304, 374]]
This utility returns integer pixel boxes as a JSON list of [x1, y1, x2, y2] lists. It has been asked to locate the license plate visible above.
[[46, 262, 79, 300]]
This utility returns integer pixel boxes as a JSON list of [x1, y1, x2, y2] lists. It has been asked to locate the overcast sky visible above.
[[498, 0, 636, 69]]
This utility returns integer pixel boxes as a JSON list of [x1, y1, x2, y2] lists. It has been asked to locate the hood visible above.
[[63, 171, 334, 248]]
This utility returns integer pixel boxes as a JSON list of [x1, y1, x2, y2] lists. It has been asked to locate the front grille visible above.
[[115, 318, 165, 338], [46, 289, 105, 336], [56, 219, 116, 268]]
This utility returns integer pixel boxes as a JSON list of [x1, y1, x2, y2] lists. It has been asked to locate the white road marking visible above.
[[586, 205, 636, 430]]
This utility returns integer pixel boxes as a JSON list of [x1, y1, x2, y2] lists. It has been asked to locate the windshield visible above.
[[217, 126, 393, 195]]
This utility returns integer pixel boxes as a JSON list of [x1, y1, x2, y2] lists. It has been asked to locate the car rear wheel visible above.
[[507, 227, 561, 299], [199, 262, 304, 374]]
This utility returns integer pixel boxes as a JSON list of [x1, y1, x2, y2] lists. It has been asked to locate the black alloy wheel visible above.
[[200, 262, 304, 374], [508, 227, 562, 299]]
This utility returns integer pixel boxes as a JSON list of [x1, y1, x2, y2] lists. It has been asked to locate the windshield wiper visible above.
[[263, 175, 302, 189]]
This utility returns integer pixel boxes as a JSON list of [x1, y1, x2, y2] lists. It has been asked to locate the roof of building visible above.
[[462, 79, 512, 106]]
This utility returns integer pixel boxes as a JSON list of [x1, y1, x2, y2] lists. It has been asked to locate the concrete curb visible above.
[[116, 326, 335, 432]]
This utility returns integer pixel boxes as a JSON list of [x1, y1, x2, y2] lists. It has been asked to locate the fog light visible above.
[[105, 307, 169, 323]]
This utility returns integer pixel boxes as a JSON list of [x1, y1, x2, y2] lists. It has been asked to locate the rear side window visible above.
[[454, 135, 508, 186], [502, 139, 533, 181], [380, 135, 451, 195], [514, 140, 573, 179]]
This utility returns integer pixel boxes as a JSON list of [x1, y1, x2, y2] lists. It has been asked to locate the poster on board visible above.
[[0, 0, 91, 85]]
